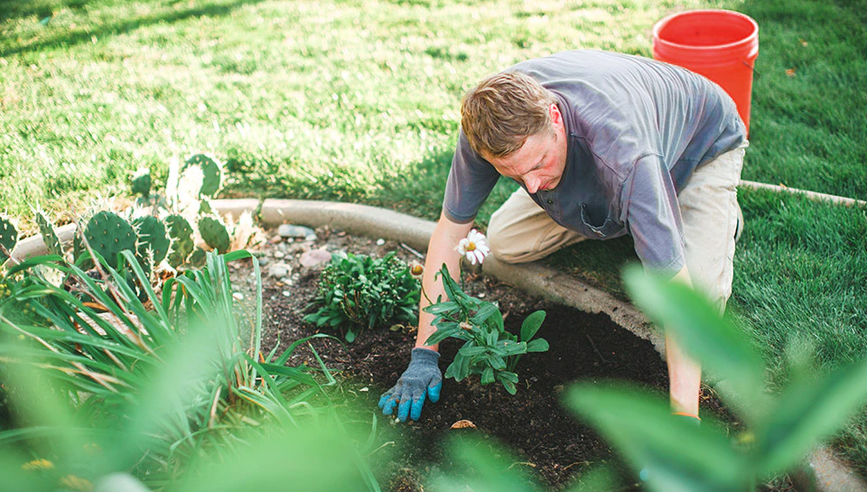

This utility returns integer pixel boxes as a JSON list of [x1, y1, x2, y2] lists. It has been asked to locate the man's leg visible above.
[[487, 187, 584, 263], [672, 142, 747, 415]]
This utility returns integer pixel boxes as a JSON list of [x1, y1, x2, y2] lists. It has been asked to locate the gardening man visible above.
[[379, 50, 748, 424]]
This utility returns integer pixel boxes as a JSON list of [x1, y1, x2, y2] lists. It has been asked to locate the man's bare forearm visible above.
[[415, 212, 473, 351]]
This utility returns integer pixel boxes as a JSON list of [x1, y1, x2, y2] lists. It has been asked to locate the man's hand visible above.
[[378, 348, 442, 422]]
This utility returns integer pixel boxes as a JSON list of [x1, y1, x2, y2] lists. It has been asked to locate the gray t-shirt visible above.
[[443, 50, 746, 274]]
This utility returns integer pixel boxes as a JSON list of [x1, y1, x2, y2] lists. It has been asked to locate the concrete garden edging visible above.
[[9, 198, 867, 492]]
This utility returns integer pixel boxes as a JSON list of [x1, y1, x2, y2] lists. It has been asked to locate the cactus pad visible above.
[[188, 247, 207, 268], [133, 216, 169, 264], [185, 154, 222, 197], [131, 170, 152, 197], [84, 211, 136, 270], [198, 216, 230, 254], [0, 216, 18, 264], [166, 215, 194, 268], [35, 210, 63, 257]]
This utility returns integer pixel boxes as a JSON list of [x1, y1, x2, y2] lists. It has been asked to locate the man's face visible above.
[[488, 104, 568, 194]]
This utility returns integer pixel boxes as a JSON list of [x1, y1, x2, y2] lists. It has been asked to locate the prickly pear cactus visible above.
[[83, 211, 136, 270], [132, 216, 169, 264], [198, 199, 213, 216], [166, 214, 194, 268], [188, 247, 206, 268], [131, 169, 152, 198], [34, 210, 64, 257], [185, 154, 222, 197], [0, 216, 18, 265], [198, 216, 230, 254]]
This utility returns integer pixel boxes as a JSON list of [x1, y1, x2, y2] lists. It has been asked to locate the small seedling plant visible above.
[[304, 251, 419, 343], [424, 264, 548, 394]]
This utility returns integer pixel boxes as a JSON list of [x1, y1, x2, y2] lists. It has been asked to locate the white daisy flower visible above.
[[455, 229, 490, 265]]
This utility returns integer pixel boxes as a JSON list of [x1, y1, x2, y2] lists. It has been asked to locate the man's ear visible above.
[[549, 103, 563, 126]]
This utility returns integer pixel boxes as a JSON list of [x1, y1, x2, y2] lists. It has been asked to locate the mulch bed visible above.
[[231, 225, 748, 491]]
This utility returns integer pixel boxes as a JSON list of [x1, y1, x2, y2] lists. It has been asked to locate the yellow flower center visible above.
[[466, 242, 476, 252]]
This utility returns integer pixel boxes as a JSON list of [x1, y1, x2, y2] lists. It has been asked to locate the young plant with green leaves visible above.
[[424, 264, 548, 395], [304, 251, 419, 343], [565, 264, 867, 492]]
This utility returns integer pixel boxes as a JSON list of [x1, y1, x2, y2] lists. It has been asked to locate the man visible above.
[[378, 50, 747, 424]]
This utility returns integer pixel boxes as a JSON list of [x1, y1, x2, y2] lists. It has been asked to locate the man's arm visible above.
[[378, 211, 473, 421], [415, 211, 474, 350], [665, 265, 702, 417]]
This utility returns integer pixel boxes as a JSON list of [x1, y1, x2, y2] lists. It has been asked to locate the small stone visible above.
[[279, 277, 293, 285], [256, 256, 270, 267], [305, 234, 318, 241], [268, 262, 291, 278], [95, 473, 150, 492], [274, 251, 285, 259], [282, 290, 291, 297], [269, 235, 283, 244], [359, 387, 369, 392], [232, 292, 244, 301], [300, 248, 333, 268], [376, 238, 385, 246], [278, 224, 315, 239]]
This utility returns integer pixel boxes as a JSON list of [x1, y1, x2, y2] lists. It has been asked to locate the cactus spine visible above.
[[0, 216, 18, 265], [83, 211, 136, 270]]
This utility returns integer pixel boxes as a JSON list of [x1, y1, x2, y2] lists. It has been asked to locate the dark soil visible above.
[[235, 225, 745, 491]]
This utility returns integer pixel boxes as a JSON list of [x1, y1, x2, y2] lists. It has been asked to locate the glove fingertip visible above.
[[410, 393, 426, 421], [428, 382, 442, 403], [382, 398, 397, 416], [378, 393, 390, 409], [397, 400, 411, 422]]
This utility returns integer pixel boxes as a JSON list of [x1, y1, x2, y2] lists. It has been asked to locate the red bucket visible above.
[[652, 10, 759, 134]]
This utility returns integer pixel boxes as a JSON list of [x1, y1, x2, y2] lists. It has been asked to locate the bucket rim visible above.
[[652, 9, 758, 53]]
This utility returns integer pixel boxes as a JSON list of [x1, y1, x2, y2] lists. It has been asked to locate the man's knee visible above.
[[486, 213, 524, 263]]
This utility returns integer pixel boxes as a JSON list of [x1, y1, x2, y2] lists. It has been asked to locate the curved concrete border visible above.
[[9, 198, 867, 492]]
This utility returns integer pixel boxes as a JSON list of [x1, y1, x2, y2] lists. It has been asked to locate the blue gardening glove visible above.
[[378, 348, 442, 422]]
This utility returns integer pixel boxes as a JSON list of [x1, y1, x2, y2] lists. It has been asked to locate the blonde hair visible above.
[[461, 71, 557, 159]]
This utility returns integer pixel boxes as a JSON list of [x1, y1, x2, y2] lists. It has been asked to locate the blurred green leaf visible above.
[[622, 265, 766, 420], [430, 435, 541, 492], [755, 359, 867, 474], [563, 465, 617, 492], [565, 382, 745, 492]]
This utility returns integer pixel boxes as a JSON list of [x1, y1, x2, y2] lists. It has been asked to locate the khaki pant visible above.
[[487, 143, 747, 310]]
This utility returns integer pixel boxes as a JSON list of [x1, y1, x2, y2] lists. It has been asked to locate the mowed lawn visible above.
[[2, 0, 867, 477]]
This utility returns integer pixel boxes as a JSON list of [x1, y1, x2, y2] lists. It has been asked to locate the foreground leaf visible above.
[[565, 382, 745, 492]]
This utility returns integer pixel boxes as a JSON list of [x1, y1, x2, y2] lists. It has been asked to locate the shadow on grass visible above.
[[221, 146, 456, 222], [1, 0, 268, 57], [0, 0, 93, 24]]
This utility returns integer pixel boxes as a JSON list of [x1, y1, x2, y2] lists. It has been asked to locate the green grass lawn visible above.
[[2, 0, 867, 480]]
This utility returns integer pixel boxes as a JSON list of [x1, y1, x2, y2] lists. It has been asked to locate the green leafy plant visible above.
[[0, 249, 381, 490], [423, 264, 548, 395], [564, 264, 867, 492], [304, 251, 419, 343]]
